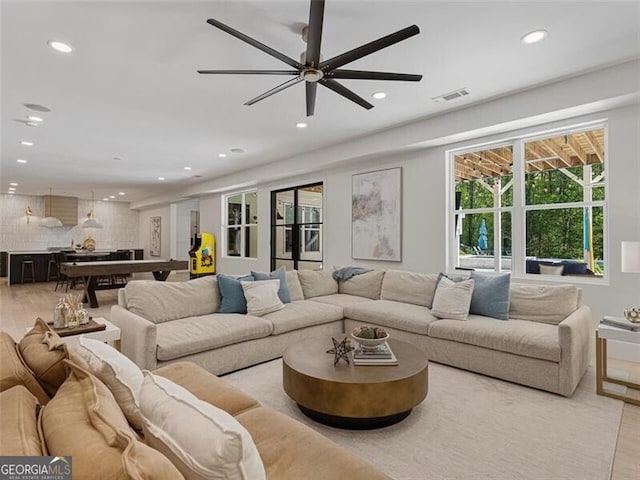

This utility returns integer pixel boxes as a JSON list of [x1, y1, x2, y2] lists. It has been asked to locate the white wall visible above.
[[0, 194, 139, 251], [138, 205, 171, 259]]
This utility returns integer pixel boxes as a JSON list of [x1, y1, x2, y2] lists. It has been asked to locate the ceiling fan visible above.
[[198, 0, 422, 116]]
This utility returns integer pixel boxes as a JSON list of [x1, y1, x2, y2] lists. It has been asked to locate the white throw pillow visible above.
[[73, 336, 144, 430], [139, 372, 266, 480], [241, 279, 285, 316], [539, 264, 564, 276], [431, 276, 475, 321]]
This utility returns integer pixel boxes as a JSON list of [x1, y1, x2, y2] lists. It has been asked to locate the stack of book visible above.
[[352, 341, 398, 366], [600, 316, 640, 332]]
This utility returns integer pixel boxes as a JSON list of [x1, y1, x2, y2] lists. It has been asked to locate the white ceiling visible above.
[[2, 1, 639, 204]]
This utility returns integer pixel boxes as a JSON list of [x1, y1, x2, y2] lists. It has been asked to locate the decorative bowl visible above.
[[351, 332, 390, 350], [623, 307, 640, 323]]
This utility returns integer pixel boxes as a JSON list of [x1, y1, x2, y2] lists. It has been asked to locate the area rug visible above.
[[224, 359, 623, 480]]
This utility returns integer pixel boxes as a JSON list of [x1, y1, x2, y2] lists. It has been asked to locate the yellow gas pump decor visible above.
[[189, 232, 215, 278]]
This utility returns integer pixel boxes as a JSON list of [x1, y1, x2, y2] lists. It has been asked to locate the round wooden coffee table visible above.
[[283, 336, 428, 429]]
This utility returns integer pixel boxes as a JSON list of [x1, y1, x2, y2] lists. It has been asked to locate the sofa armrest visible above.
[[109, 305, 158, 370], [558, 305, 593, 396]]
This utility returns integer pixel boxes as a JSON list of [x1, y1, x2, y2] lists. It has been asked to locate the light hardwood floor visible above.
[[0, 276, 638, 479]]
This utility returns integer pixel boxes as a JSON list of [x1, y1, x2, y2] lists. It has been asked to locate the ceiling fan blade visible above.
[[327, 69, 422, 81], [306, 82, 318, 117], [305, 0, 325, 68], [198, 70, 299, 75], [320, 25, 420, 71], [244, 77, 305, 106], [320, 78, 374, 110], [207, 18, 303, 70]]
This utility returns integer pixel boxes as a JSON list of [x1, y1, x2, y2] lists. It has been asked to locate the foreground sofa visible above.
[[111, 269, 592, 397], [0, 321, 388, 479]]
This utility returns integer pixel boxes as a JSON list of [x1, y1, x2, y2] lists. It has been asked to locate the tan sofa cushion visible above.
[[262, 300, 343, 335], [309, 294, 375, 308], [509, 284, 580, 325], [298, 270, 338, 298], [338, 270, 385, 299], [153, 362, 259, 416], [428, 316, 561, 362], [236, 406, 390, 480], [0, 332, 49, 404], [0, 386, 43, 456], [140, 372, 266, 480], [18, 318, 69, 397], [285, 270, 304, 302], [155, 313, 273, 361], [344, 300, 439, 335], [380, 270, 439, 307], [40, 362, 183, 480], [124, 276, 220, 324]]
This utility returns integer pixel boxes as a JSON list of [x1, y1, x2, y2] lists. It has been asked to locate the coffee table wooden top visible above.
[[283, 336, 428, 425]]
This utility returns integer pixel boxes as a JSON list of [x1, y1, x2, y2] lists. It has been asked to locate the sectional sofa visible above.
[[111, 268, 593, 397]]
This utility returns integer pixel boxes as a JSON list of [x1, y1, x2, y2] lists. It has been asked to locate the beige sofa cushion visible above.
[[344, 300, 439, 335], [428, 316, 561, 362], [156, 314, 273, 362], [338, 270, 385, 299], [72, 337, 144, 430], [509, 284, 580, 325], [140, 372, 266, 480], [262, 300, 343, 335], [0, 332, 49, 404], [124, 276, 220, 324], [236, 406, 390, 480], [298, 270, 338, 298], [0, 385, 43, 456], [309, 294, 375, 308], [285, 271, 304, 302], [153, 362, 259, 416], [40, 362, 183, 479], [380, 270, 439, 307], [18, 318, 69, 397]]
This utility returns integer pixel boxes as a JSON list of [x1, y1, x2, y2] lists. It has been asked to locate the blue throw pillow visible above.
[[251, 267, 291, 303], [469, 272, 511, 320], [218, 274, 254, 313]]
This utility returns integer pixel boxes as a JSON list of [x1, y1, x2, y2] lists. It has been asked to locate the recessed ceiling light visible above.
[[372, 92, 387, 99], [184, 166, 192, 171], [118, 192, 125, 196], [158, 177, 165, 181], [27, 116, 43, 123], [218, 153, 227, 158], [26, 122, 39, 127], [8, 187, 16, 191], [109, 195, 115, 199], [8, 191, 15, 194], [521, 29, 548, 44], [10, 183, 18, 186], [16, 159, 27, 164], [47, 40, 73, 53], [20, 141, 34, 146], [103, 198, 109, 201], [296, 122, 308, 129]]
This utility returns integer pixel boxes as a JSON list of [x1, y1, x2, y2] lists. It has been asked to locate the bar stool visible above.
[[46, 255, 59, 282], [21, 256, 36, 283]]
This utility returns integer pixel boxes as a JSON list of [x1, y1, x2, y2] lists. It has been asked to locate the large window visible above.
[[223, 191, 257, 258], [271, 183, 323, 270], [450, 125, 606, 279]]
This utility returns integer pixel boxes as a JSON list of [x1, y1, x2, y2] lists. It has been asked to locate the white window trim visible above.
[[222, 190, 258, 259]]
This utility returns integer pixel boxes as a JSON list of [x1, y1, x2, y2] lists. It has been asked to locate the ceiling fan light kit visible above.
[[198, 0, 422, 116]]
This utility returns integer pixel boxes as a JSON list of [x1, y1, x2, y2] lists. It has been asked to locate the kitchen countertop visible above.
[[6, 249, 130, 255]]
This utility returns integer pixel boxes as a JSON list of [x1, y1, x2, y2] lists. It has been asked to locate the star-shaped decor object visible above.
[[326, 337, 353, 366]]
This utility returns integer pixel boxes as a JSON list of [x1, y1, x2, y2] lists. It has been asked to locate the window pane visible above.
[[455, 146, 513, 210], [524, 129, 605, 205], [227, 227, 241, 256], [300, 224, 322, 261], [297, 186, 323, 223], [245, 225, 257, 258], [246, 192, 258, 224], [275, 191, 293, 225], [275, 259, 294, 271], [298, 261, 322, 270], [272, 226, 292, 259], [456, 212, 496, 271], [500, 211, 512, 271], [227, 194, 243, 225], [525, 206, 603, 276]]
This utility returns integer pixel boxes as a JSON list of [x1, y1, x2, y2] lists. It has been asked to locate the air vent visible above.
[[432, 88, 469, 103]]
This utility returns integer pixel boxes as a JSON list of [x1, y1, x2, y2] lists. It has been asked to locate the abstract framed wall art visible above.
[[150, 216, 161, 257], [352, 167, 402, 261]]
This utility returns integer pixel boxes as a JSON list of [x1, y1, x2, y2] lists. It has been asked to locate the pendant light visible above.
[[83, 191, 103, 229], [40, 188, 63, 228]]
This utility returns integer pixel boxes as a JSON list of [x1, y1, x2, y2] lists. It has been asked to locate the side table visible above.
[[29, 317, 121, 351], [596, 321, 640, 405]]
